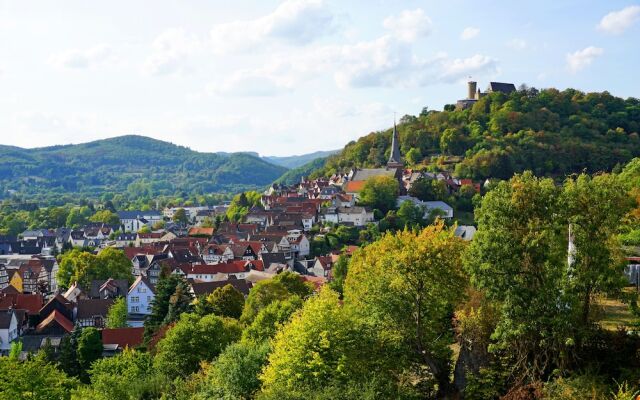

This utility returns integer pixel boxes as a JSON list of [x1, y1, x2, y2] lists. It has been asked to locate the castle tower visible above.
[[467, 81, 477, 99], [387, 119, 403, 169]]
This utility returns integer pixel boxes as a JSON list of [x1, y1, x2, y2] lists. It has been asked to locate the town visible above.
[[0, 122, 483, 354]]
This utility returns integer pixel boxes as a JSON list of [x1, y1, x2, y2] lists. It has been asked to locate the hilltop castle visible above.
[[456, 81, 516, 110]]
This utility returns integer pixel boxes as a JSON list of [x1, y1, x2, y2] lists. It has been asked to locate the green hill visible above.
[[0, 135, 287, 201], [263, 150, 339, 169], [318, 88, 640, 180], [274, 157, 329, 185]]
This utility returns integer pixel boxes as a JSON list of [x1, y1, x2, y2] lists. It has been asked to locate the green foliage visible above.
[[172, 208, 189, 224], [226, 191, 262, 222], [77, 327, 103, 381], [9, 340, 22, 360], [0, 135, 287, 201], [144, 274, 193, 340], [196, 340, 271, 399], [274, 156, 329, 185], [328, 255, 349, 294], [153, 313, 243, 378], [0, 354, 77, 400], [464, 171, 632, 381], [344, 222, 467, 395], [260, 288, 401, 398], [88, 210, 120, 225], [195, 284, 245, 319], [359, 175, 399, 214], [57, 247, 132, 290], [240, 272, 313, 324], [242, 296, 304, 342], [75, 349, 169, 400], [105, 297, 128, 328]]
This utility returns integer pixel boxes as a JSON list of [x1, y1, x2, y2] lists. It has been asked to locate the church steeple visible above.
[[387, 118, 403, 168]]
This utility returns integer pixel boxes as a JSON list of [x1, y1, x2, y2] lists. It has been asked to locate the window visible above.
[[147, 296, 151, 302], [131, 306, 139, 313], [131, 296, 139, 303]]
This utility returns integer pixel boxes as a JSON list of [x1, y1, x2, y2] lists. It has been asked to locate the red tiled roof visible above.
[[15, 294, 44, 314], [188, 262, 247, 275], [345, 181, 366, 193], [102, 327, 144, 348], [36, 309, 74, 333], [124, 247, 162, 260], [188, 227, 215, 236]]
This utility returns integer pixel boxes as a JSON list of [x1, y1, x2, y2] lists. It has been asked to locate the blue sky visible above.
[[0, 0, 638, 156]]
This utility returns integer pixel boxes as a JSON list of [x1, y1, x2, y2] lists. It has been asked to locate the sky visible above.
[[0, 0, 639, 156]]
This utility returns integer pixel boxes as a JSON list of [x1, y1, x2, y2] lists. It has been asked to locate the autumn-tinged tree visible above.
[[172, 208, 189, 224], [260, 288, 399, 398], [344, 222, 467, 396], [57, 248, 132, 290]]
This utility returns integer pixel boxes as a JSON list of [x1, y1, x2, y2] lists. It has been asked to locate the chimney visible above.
[[467, 81, 477, 99]]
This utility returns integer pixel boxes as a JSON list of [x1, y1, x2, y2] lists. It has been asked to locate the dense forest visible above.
[[0, 135, 287, 202], [315, 87, 640, 180]]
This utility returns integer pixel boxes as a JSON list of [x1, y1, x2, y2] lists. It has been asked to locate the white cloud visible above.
[[506, 38, 527, 50], [460, 26, 480, 40], [382, 9, 432, 42], [48, 44, 114, 70], [210, 0, 335, 54], [207, 69, 294, 97], [566, 46, 603, 73], [439, 54, 498, 82], [143, 28, 202, 76], [597, 5, 640, 34]]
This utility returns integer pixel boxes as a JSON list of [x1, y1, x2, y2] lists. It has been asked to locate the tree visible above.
[[344, 222, 467, 396], [65, 206, 92, 228], [405, 147, 423, 165], [57, 248, 132, 290], [260, 288, 402, 398], [271, 271, 314, 299], [89, 210, 120, 225], [242, 295, 303, 342], [0, 354, 77, 400], [397, 200, 425, 228], [153, 313, 242, 378], [77, 327, 103, 382], [240, 280, 293, 324], [106, 297, 128, 328], [562, 173, 631, 325], [172, 208, 189, 224], [328, 255, 349, 295], [74, 349, 169, 400], [359, 175, 399, 214], [464, 172, 570, 381], [137, 225, 151, 234], [196, 341, 270, 399], [198, 284, 245, 319], [144, 274, 192, 340]]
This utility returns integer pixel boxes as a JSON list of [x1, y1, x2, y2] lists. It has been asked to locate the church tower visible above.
[[387, 119, 403, 169]]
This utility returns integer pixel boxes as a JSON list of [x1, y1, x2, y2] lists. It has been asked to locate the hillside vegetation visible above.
[[264, 150, 338, 169], [0, 135, 287, 201], [317, 87, 640, 179]]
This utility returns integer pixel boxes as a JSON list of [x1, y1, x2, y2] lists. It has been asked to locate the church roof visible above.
[[387, 121, 402, 167]]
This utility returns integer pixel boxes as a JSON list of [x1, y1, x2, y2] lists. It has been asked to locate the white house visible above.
[[127, 276, 155, 327], [0, 310, 18, 353], [337, 206, 374, 227], [118, 211, 163, 233], [423, 201, 454, 219]]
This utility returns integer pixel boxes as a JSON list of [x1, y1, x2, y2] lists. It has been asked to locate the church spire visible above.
[[387, 117, 403, 168]]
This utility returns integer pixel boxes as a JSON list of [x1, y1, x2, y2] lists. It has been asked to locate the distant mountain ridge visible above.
[[0, 135, 288, 201], [263, 150, 339, 169]]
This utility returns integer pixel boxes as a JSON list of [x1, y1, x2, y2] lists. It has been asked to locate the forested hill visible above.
[[0, 135, 287, 201], [315, 88, 640, 180]]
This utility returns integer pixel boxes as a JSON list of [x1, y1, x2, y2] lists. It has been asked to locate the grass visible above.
[[597, 287, 640, 331]]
